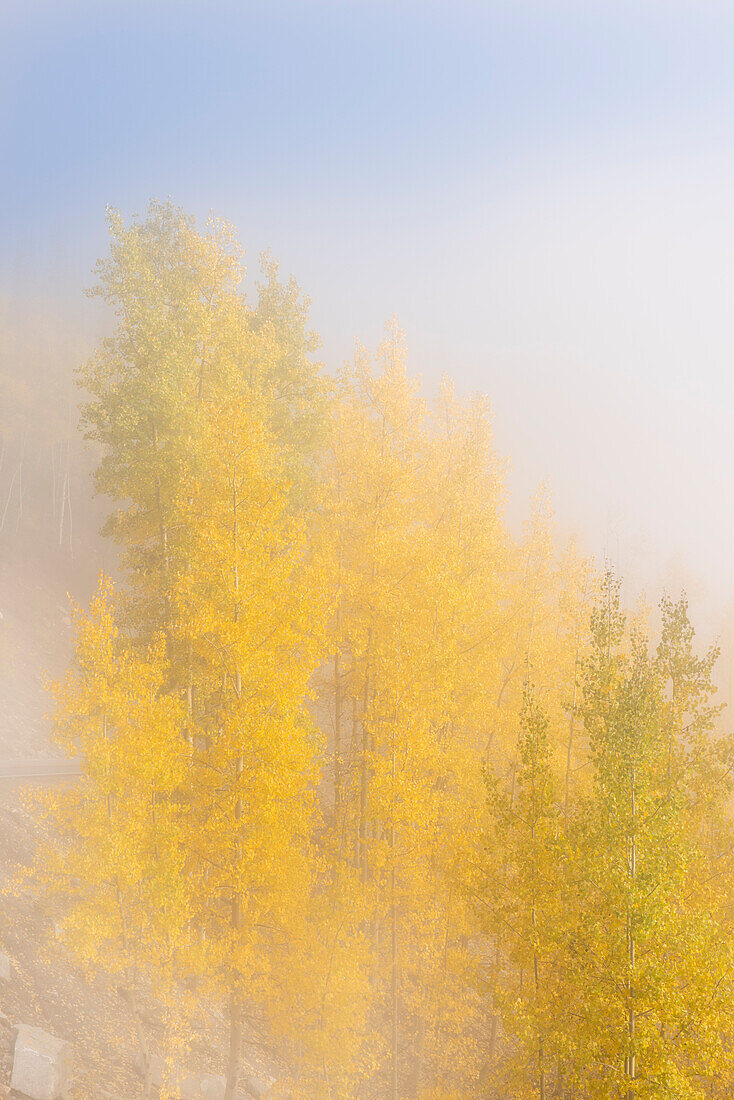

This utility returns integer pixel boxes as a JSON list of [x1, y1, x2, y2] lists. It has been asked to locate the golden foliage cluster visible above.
[[37, 203, 734, 1099]]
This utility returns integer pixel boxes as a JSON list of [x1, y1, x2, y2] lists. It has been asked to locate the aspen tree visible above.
[[38, 577, 192, 1098], [562, 579, 734, 1097], [178, 392, 325, 1100], [475, 577, 734, 1098], [316, 329, 513, 1095], [71, 203, 330, 1092], [79, 202, 325, 656], [79, 202, 245, 646], [478, 685, 565, 1099]]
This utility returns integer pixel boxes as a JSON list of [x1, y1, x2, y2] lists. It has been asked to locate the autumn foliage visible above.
[[38, 203, 734, 1099]]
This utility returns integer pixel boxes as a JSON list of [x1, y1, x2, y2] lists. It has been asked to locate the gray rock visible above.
[[168, 1069, 226, 1100], [10, 1024, 73, 1100], [0, 1022, 17, 1052], [244, 1078, 273, 1099], [133, 1050, 166, 1090]]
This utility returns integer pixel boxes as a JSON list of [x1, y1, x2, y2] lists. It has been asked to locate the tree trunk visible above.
[[15, 435, 25, 537], [119, 986, 154, 1100], [391, 845, 398, 1100], [390, 707, 399, 1100], [225, 720, 244, 1100], [564, 635, 580, 819], [626, 764, 636, 1098], [334, 649, 341, 816], [225, 983, 243, 1100], [0, 466, 17, 534], [358, 669, 370, 881]]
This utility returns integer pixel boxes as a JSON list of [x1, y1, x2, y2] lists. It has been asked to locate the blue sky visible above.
[[4, 0, 734, 605], [5, 0, 734, 278]]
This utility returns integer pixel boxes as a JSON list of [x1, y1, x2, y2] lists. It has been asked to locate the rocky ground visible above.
[[0, 793, 142, 1099]]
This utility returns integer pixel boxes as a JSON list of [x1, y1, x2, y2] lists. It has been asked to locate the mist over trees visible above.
[[0, 292, 103, 584], [11, 201, 734, 1098]]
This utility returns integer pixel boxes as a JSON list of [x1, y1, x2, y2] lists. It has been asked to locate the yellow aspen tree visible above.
[[37, 577, 192, 1099], [315, 327, 515, 1096], [301, 323, 432, 1094], [176, 390, 327, 1100], [477, 684, 567, 1100], [554, 579, 734, 1097], [387, 379, 510, 1097], [80, 202, 245, 648], [71, 203, 331, 1095], [79, 203, 326, 684]]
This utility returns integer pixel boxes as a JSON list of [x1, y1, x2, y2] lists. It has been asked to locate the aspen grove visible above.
[[37, 203, 734, 1099]]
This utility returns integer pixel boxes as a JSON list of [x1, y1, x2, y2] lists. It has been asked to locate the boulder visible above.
[[133, 1050, 166, 1090], [10, 1024, 73, 1100], [168, 1067, 226, 1100], [244, 1078, 273, 1098]]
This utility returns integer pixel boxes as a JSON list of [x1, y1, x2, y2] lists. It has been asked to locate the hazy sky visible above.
[[4, 0, 734, 605]]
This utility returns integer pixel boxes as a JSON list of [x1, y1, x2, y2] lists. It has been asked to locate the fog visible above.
[[5, 3, 734, 617], [5, 5, 734, 1095]]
